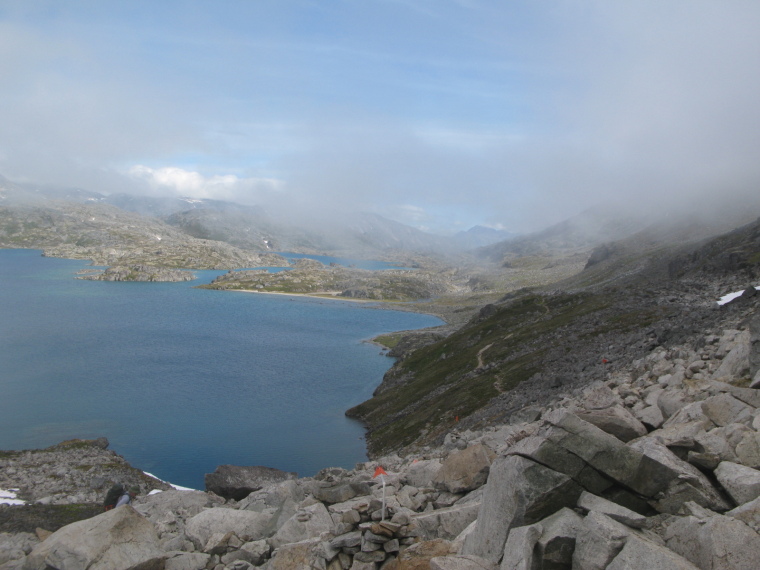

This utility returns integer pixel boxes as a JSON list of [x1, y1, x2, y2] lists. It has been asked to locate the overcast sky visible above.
[[2, 1, 760, 234]]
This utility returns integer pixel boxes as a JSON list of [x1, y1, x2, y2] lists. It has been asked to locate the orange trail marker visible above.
[[373, 466, 388, 478]]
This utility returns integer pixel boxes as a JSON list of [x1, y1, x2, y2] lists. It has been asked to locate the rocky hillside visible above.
[[0, 201, 288, 270], [200, 258, 474, 302], [348, 217, 760, 457], [1, 294, 759, 569]]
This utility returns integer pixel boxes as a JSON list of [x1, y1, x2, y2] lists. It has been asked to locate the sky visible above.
[[1, 1, 760, 234]]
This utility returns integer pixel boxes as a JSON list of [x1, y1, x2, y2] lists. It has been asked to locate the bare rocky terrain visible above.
[[1, 286, 759, 569], [3, 176, 760, 568]]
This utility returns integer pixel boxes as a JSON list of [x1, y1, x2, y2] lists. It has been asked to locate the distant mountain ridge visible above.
[[0, 175, 516, 258]]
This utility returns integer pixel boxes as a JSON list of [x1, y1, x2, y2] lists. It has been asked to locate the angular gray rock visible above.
[[701, 393, 754, 427], [627, 438, 730, 513], [633, 405, 664, 430], [134, 489, 224, 530], [185, 508, 272, 549], [712, 330, 751, 381], [312, 481, 371, 504], [164, 551, 211, 570], [576, 491, 646, 528], [403, 459, 443, 488], [735, 430, 760, 469], [532, 508, 583, 569], [268, 502, 334, 549], [606, 534, 698, 570], [433, 444, 495, 494], [505, 435, 612, 495], [727, 494, 760, 532], [22, 506, 165, 570], [577, 405, 648, 442], [430, 554, 497, 570], [409, 502, 481, 541], [265, 537, 325, 570], [714, 461, 760, 505], [665, 508, 760, 570], [544, 411, 727, 511], [204, 465, 297, 501], [461, 455, 582, 564], [571, 511, 630, 570], [500, 523, 542, 570]]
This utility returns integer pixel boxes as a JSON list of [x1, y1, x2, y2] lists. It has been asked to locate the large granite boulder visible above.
[[461, 455, 582, 564], [134, 489, 224, 531], [664, 505, 760, 570], [237, 479, 304, 536], [627, 437, 730, 513], [700, 393, 754, 427], [433, 444, 494, 494], [267, 502, 334, 549], [184, 508, 272, 549], [0, 533, 38, 567], [605, 533, 699, 569], [204, 465, 297, 501], [572, 511, 697, 570], [532, 507, 584, 569], [23, 506, 164, 570], [577, 405, 648, 442], [712, 330, 751, 381], [540, 411, 728, 512], [408, 502, 481, 540], [501, 523, 542, 570], [394, 539, 453, 569], [403, 459, 442, 488], [726, 494, 760, 532], [311, 481, 371, 504], [714, 461, 760, 505], [576, 491, 646, 528], [264, 537, 325, 570]]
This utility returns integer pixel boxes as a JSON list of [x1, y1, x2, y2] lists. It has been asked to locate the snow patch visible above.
[[718, 286, 760, 305], [0, 488, 25, 505], [142, 471, 196, 492]]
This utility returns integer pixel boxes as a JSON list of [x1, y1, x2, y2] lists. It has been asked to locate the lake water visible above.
[[0, 249, 441, 489]]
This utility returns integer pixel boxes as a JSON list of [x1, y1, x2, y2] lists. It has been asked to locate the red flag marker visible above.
[[373, 466, 388, 478]]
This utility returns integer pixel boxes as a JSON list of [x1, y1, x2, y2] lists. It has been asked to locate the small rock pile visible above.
[[2, 292, 759, 569]]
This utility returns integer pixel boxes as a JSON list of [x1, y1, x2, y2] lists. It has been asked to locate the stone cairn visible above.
[[2, 297, 760, 569]]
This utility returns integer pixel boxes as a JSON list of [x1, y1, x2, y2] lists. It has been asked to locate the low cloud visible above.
[[127, 165, 283, 204], [2, 2, 760, 234]]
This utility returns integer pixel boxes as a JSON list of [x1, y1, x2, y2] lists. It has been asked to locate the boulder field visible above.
[[2, 295, 760, 569]]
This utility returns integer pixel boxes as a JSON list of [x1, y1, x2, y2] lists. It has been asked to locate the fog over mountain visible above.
[[1, 2, 759, 235]]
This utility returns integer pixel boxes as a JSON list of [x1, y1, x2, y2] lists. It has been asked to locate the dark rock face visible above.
[[204, 465, 297, 501], [584, 243, 617, 269], [751, 311, 760, 379]]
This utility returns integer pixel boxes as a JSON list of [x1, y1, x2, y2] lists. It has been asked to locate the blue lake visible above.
[[0, 249, 441, 489]]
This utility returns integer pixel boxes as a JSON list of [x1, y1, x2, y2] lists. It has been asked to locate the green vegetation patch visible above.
[[350, 289, 669, 455], [372, 333, 403, 349], [0, 504, 103, 533]]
